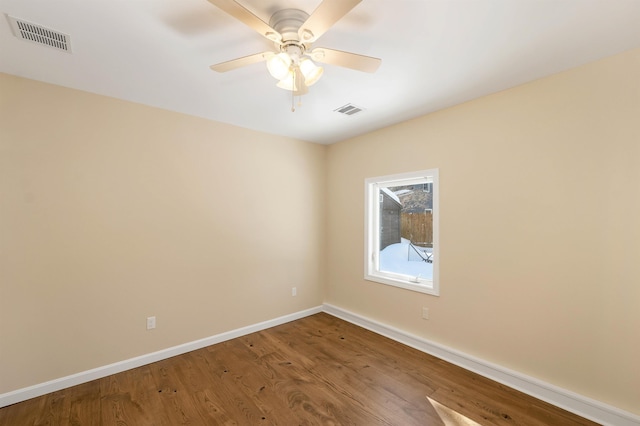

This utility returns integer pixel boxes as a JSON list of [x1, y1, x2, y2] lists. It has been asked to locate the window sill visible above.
[[364, 274, 439, 296]]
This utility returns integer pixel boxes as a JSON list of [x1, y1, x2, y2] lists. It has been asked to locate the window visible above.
[[365, 169, 439, 295]]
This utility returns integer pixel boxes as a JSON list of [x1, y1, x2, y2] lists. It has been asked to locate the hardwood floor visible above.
[[0, 313, 598, 425]]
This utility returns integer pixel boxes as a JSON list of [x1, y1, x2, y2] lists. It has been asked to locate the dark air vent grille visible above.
[[7, 15, 71, 52], [334, 103, 364, 116]]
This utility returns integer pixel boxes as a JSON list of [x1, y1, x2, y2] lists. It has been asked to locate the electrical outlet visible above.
[[292, 287, 297, 296], [146, 316, 156, 330], [422, 307, 429, 320]]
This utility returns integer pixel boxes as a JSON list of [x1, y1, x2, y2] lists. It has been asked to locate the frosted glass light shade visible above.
[[276, 71, 295, 90], [266, 53, 291, 80], [299, 58, 323, 86], [276, 68, 308, 94]]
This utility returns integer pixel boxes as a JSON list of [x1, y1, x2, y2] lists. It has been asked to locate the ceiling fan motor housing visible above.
[[269, 9, 311, 53]]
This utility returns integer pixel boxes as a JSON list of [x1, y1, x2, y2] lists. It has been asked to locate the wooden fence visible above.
[[401, 212, 433, 247]]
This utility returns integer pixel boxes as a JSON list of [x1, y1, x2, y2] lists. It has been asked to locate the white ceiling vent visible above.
[[334, 103, 365, 116], [6, 15, 71, 52]]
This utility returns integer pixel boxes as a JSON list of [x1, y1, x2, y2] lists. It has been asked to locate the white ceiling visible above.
[[2, 0, 640, 144]]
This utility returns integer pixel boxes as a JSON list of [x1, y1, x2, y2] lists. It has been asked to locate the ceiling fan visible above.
[[207, 0, 381, 97]]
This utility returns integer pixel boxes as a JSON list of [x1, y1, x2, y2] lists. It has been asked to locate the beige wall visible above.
[[0, 73, 326, 393], [326, 48, 640, 415]]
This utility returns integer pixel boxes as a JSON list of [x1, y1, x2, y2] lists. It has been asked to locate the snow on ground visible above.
[[379, 238, 433, 280]]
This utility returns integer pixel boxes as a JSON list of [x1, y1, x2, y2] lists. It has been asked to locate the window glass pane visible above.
[[378, 183, 434, 281], [364, 169, 438, 295]]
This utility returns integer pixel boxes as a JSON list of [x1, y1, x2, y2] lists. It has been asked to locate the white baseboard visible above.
[[0, 306, 323, 409], [322, 303, 640, 426]]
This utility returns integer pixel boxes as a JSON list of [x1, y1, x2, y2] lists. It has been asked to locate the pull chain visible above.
[[291, 67, 296, 112]]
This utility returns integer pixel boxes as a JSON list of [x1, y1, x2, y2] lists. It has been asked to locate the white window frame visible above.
[[364, 169, 439, 295]]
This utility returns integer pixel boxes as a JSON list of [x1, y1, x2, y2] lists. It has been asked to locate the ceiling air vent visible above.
[[334, 103, 364, 116], [6, 15, 71, 52]]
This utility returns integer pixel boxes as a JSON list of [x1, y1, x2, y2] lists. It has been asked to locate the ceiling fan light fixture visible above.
[[276, 70, 297, 91], [276, 67, 308, 94], [299, 58, 323, 86], [206, 0, 382, 105], [266, 52, 291, 80]]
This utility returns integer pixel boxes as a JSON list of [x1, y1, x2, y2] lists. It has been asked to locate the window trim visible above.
[[364, 169, 440, 296]]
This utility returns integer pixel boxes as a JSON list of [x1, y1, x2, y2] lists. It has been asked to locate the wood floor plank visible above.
[[0, 313, 600, 425], [196, 341, 284, 424], [100, 372, 149, 426], [262, 326, 440, 424], [32, 389, 71, 426], [67, 381, 101, 426], [218, 337, 377, 425], [250, 322, 408, 424]]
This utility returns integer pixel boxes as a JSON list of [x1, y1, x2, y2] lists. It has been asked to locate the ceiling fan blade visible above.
[[210, 52, 273, 72], [309, 48, 381, 73], [207, 0, 282, 43], [298, 0, 362, 43]]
